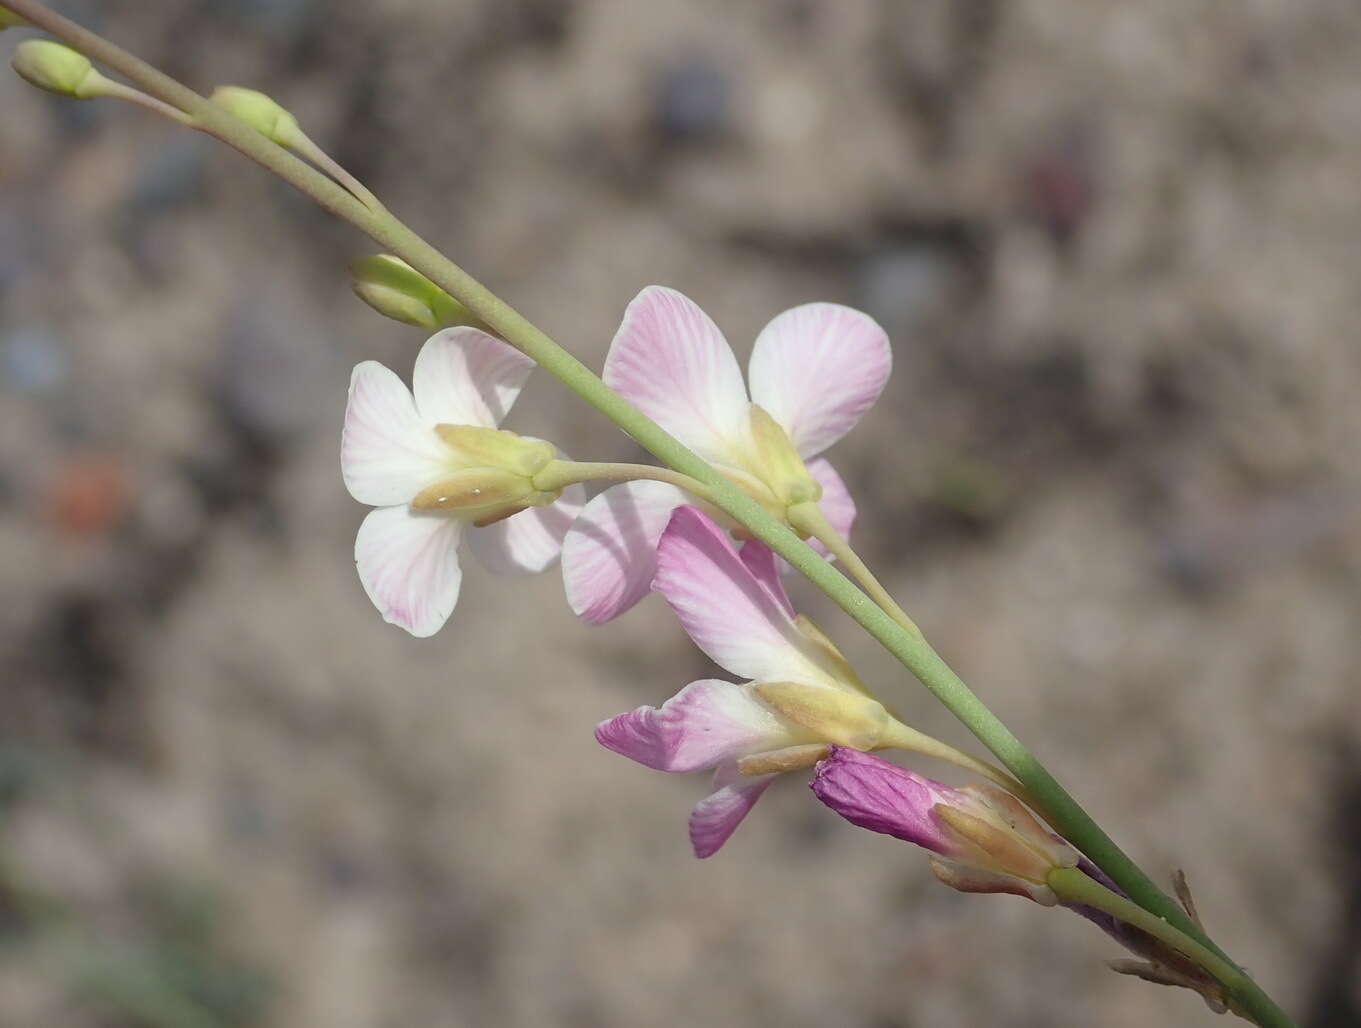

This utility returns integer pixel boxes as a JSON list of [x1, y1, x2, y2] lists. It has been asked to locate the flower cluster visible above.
[[341, 284, 924, 857], [342, 284, 890, 639]]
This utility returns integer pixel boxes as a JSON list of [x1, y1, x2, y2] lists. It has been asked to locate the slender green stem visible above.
[[789, 501, 921, 637], [879, 722, 1030, 800], [0, 0, 387, 232], [287, 128, 387, 214], [3, 5, 1295, 1022], [98, 79, 193, 123], [1048, 868, 1291, 1027], [532, 460, 712, 498]]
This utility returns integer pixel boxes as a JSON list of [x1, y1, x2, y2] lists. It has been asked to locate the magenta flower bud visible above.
[[811, 747, 1078, 905]]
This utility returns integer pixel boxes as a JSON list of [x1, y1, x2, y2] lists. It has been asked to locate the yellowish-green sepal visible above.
[[793, 614, 872, 694], [434, 424, 555, 477], [754, 681, 892, 750], [747, 404, 822, 508], [410, 468, 537, 518], [0, 7, 28, 30]]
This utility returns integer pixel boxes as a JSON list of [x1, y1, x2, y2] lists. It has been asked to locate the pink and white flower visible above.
[[342, 328, 584, 637], [596, 506, 914, 857], [562, 285, 891, 623]]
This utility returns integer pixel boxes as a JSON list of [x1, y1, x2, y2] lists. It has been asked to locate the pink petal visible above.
[[467, 482, 585, 575], [806, 458, 857, 558], [595, 678, 797, 773], [810, 748, 960, 855], [654, 507, 826, 684], [748, 303, 891, 458], [689, 763, 776, 858], [341, 361, 449, 506], [354, 505, 464, 637], [603, 286, 750, 462], [412, 327, 535, 428], [737, 542, 795, 617], [561, 480, 688, 623]]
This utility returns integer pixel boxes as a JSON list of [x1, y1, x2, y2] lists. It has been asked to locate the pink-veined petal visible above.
[[689, 763, 776, 858], [342, 361, 449, 506], [654, 507, 826, 684], [810, 748, 960, 854], [748, 303, 891, 458], [806, 457, 857, 558], [595, 678, 799, 773], [467, 482, 585, 575], [603, 286, 749, 462], [354, 505, 464, 638], [561, 480, 688, 623], [738, 541, 795, 617], [412, 327, 536, 428]]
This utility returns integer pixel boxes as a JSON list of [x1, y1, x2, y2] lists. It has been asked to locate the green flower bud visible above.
[[209, 86, 301, 144], [350, 254, 477, 330], [0, 7, 28, 30], [11, 40, 103, 98]]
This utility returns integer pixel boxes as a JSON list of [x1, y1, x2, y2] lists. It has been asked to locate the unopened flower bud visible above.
[[209, 86, 301, 144], [0, 7, 28, 30], [812, 748, 1077, 905], [350, 255, 477, 330], [12, 40, 103, 98]]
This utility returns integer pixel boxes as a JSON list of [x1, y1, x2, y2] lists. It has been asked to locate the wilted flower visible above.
[[341, 328, 583, 636], [596, 507, 924, 857], [562, 285, 890, 623]]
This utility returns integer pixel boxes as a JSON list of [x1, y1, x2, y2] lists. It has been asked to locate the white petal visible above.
[[561, 480, 688, 623], [603, 286, 750, 462], [689, 763, 776, 858], [341, 361, 448, 506], [654, 507, 828, 684], [468, 482, 585, 575], [748, 303, 891, 458], [355, 505, 464, 637], [412, 327, 536, 428]]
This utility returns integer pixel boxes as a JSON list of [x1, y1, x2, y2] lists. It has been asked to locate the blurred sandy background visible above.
[[0, 1, 1359, 1025]]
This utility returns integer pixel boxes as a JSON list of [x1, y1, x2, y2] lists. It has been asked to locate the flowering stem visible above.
[[880, 723, 1030, 801], [3, 5, 1295, 1023], [1047, 867, 1289, 1027], [287, 130, 387, 214], [532, 460, 712, 499], [98, 79, 192, 123], [788, 501, 921, 637]]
